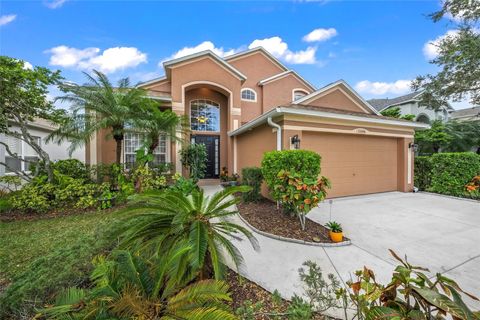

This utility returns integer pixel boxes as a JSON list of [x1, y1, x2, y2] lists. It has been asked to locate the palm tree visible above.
[[41, 250, 236, 319], [121, 186, 259, 280], [49, 70, 148, 164]]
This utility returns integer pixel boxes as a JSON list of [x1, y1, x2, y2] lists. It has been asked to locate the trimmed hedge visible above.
[[261, 150, 321, 192], [415, 152, 480, 197], [241, 167, 263, 202], [414, 156, 433, 191], [429, 153, 480, 196]]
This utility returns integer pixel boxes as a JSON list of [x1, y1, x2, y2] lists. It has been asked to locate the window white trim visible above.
[[292, 88, 310, 102], [123, 133, 171, 168], [3, 134, 41, 173], [241, 88, 257, 102]]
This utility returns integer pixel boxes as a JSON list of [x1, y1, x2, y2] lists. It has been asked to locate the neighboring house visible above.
[[0, 118, 85, 176], [368, 92, 451, 124], [450, 106, 480, 122], [87, 47, 427, 198]]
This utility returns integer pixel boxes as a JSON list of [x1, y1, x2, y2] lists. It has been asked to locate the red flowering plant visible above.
[[273, 170, 331, 230], [465, 175, 480, 196]]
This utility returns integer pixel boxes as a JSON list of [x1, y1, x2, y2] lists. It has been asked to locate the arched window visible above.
[[241, 88, 257, 102], [292, 89, 309, 101], [190, 99, 220, 131], [416, 114, 430, 124]]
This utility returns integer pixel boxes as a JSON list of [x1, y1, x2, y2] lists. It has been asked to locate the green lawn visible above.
[[0, 208, 130, 317]]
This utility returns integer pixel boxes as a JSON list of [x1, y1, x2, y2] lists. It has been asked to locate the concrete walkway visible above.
[[202, 186, 480, 315]]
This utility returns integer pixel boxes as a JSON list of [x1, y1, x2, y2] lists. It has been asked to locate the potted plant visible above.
[[229, 173, 240, 186], [325, 221, 343, 242]]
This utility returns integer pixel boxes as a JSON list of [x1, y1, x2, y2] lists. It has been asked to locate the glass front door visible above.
[[191, 135, 220, 179]]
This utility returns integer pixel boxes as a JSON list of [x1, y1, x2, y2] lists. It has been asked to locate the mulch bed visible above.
[[237, 198, 338, 243], [226, 269, 326, 319], [0, 204, 127, 222]]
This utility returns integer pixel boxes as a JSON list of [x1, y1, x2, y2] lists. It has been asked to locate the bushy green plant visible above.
[[121, 186, 258, 280], [325, 221, 342, 233], [10, 181, 55, 213], [429, 152, 480, 196], [414, 155, 434, 191], [0, 194, 14, 214], [180, 143, 207, 182], [261, 150, 321, 193], [132, 165, 167, 193], [169, 173, 198, 195], [55, 177, 100, 209], [274, 170, 330, 230], [241, 167, 263, 202], [40, 250, 236, 319], [345, 250, 480, 320], [0, 175, 22, 192]]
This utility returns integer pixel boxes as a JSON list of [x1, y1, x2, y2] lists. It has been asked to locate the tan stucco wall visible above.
[[143, 80, 172, 95], [227, 51, 285, 124], [304, 86, 372, 114], [262, 74, 312, 113]]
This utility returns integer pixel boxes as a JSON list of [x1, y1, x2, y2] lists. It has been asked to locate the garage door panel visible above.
[[303, 132, 398, 198]]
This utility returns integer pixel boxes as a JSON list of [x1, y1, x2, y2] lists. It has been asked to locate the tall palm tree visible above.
[[49, 70, 148, 164], [121, 186, 259, 280], [41, 250, 236, 319]]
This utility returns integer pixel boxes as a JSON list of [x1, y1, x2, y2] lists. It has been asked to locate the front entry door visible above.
[[191, 135, 220, 179]]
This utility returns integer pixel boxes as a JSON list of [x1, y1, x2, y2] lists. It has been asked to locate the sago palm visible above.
[[49, 70, 149, 164], [41, 250, 236, 319], [121, 186, 259, 279]]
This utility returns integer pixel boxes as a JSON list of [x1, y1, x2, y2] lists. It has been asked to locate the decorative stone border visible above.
[[236, 213, 351, 247]]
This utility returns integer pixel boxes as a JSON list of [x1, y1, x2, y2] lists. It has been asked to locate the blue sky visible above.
[[0, 0, 469, 108]]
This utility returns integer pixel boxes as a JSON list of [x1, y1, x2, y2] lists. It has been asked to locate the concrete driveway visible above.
[[203, 186, 480, 315], [311, 192, 480, 301]]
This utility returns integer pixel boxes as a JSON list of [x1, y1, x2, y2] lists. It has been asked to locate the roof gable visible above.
[[258, 70, 315, 91], [294, 80, 380, 115], [225, 47, 288, 73]]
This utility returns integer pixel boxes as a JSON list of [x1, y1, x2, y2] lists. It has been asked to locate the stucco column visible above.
[[171, 101, 185, 175], [397, 137, 414, 192]]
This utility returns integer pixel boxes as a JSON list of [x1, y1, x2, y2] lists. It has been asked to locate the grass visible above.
[[0, 207, 130, 318]]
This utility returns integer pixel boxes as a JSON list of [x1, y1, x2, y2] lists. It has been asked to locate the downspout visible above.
[[267, 116, 282, 151]]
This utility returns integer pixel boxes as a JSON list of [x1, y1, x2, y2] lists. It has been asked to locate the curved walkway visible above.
[[202, 186, 480, 316]]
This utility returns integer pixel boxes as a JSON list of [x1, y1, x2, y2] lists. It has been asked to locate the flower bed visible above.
[[237, 198, 346, 244]]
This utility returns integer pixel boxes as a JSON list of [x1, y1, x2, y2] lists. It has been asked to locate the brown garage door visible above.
[[302, 132, 398, 198]]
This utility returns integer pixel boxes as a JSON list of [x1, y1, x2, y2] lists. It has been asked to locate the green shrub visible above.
[[241, 167, 263, 202], [33, 159, 91, 181], [11, 181, 55, 213], [414, 156, 433, 191], [261, 150, 321, 193], [429, 152, 480, 196], [0, 196, 13, 214], [0, 175, 22, 192], [180, 143, 207, 182]]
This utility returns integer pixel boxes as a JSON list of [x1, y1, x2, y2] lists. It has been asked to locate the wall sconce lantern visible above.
[[291, 135, 301, 149], [409, 142, 419, 152]]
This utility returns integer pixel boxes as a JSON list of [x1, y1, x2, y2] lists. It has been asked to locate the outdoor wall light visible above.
[[409, 142, 419, 152], [291, 135, 301, 149]]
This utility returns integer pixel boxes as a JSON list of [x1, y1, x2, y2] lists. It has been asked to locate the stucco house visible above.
[[86, 47, 428, 198], [0, 118, 85, 177], [368, 92, 451, 124]]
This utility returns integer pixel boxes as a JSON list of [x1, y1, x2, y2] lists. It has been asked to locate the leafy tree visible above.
[[41, 250, 236, 319], [412, 0, 480, 109], [0, 56, 65, 182], [415, 120, 453, 153], [121, 186, 259, 280], [50, 70, 148, 164], [445, 120, 480, 153], [380, 107, 415, 120]]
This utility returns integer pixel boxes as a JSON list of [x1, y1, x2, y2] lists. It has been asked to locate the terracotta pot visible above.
[[329, 231, 343, 243]]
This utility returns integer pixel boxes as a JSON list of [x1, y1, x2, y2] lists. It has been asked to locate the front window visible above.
[[190, 99, 220, 132], [4, 135, 40, 173], [293, 90, 308, 101], [241, 88, 257, 102], [124, 133, 168, 169]]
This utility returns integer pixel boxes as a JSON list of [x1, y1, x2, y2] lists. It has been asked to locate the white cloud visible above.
[[355, 80, 412, 96], [0, 14, 16, 26], [248, 36, 317, 64], [23, 61, 33, 70], [44, 0, 68, 9], [159, 41, 238, 66], [303, 28, 337, 42], [46, 45, 147, 73], [423, 30, 458, 60]]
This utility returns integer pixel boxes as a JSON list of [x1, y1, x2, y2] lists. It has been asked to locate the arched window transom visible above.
[[292, 89, 309, 101], [241, 88, 257, 102], [190, 99, 220, 131]]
